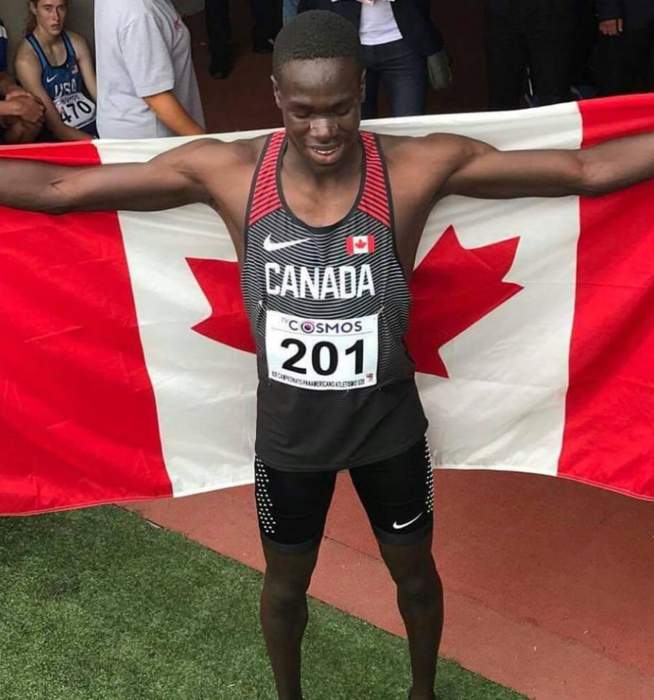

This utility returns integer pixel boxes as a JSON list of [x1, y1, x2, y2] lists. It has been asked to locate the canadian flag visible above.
[[346, 235, 375, 255], [1, 95, 654, 515]]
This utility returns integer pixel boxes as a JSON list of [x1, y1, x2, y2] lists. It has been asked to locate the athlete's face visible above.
[[273, 57, 365, 169], [31, 0, 67, 37]]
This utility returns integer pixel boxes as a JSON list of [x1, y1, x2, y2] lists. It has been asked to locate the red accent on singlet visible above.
[[248, 131, 285, 227], [248, 131, 391, 228], [358, 132, 391, 228]]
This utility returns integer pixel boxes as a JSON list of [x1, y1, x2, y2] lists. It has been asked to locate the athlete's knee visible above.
[[263, 546, 318, 602], [396, 570, 441, 607], [380, 544, 440, 601], [262, 573, 309, 614]]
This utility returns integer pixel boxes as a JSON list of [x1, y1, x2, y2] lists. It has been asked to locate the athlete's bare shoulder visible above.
[[165, 134, 263, 167], [166, 134, 262, 176], [156, 135, 268, 252], [154, 134, 263, 195], [378, 131, 492, 203], [380, 131, 481, 175]]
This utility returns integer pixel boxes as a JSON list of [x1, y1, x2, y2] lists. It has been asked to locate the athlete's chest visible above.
[[279, 171, 361, 230]]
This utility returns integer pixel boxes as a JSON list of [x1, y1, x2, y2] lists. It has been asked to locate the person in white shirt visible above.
[[94, 0, 205, 139]]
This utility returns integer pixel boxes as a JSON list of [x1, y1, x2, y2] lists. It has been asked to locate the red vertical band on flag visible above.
[[559, 95, 654, 500], [0, 142, 170, 514]]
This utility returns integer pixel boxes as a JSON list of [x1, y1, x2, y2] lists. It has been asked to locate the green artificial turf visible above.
[[0, 506, 525, 700]]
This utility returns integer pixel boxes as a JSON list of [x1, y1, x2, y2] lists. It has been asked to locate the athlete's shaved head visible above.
[[272, 10, 363, 80]]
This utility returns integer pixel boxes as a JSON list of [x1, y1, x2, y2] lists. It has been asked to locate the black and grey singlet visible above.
[[242, 130, 427, 471]]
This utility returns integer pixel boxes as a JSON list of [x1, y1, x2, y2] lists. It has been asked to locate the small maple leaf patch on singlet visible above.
[[346, 235, 376, 255]]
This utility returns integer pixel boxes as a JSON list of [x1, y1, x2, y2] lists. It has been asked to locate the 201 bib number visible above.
[[266, 311, 378, 390], [281, 338, 363, 376]]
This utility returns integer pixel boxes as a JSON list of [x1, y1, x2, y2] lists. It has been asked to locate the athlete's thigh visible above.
[[255, 456, 337, 554], [349, 437, 434, 546]]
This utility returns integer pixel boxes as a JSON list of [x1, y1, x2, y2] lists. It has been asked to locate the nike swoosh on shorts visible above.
[[392, 512, 424, 530]]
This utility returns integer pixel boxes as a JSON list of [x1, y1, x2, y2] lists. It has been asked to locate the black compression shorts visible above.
[[254, 436, 434, 553]]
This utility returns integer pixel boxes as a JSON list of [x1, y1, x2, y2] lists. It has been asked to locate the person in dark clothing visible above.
[[205, 0, 282, 78], [484, 0, 579, 109], [595, 0, 654, 94], [298, 0, 444, 118]]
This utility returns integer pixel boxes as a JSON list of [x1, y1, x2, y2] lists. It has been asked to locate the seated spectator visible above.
[[595, 0, 654, 95], [0, 17, 44, 144], [299, 0, 443, 119], [94, 0, 205, 139], [15, 0, 97, 141], [484, 0, 578, 109]]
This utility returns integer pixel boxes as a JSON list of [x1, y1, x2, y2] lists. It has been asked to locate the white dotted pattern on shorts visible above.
[[424, 437, 435, 515], [255, 456, 277, 536]]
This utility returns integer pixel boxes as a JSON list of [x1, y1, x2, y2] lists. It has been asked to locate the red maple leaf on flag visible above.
[[187, 225, 522, 378], [405, 226, 522, 377], [187, 258, 255, 353]]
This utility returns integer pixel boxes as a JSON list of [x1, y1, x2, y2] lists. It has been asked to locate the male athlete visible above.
[[2, 11, 654, 700]]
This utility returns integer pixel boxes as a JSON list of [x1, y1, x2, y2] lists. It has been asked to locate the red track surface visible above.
[[130, 6, 654, 698]]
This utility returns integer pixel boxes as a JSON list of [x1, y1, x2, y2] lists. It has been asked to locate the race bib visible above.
[[266, 311, 378, 391], [55, 92, 96, 129]]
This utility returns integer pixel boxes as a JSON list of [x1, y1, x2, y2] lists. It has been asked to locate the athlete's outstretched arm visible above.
[[0, 138, 218, 214], [435, 132, 654, 199]]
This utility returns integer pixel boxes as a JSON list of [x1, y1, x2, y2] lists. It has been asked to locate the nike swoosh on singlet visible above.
[[392, 513, 424, 530], [263, 234, 310, 253], [46, 75, 57, 84]]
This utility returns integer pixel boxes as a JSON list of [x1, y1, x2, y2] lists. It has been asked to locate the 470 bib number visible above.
[[266, 311, 378, 390], [55, 92, 96, 129]]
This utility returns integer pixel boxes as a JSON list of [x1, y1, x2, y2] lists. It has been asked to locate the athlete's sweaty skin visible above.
[[2, 48, 654, 700]]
